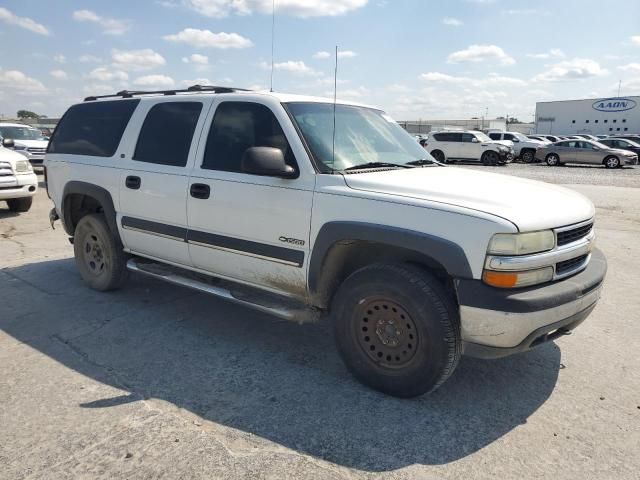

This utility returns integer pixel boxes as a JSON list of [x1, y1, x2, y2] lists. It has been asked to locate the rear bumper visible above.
[[457, 248, 607, 358]]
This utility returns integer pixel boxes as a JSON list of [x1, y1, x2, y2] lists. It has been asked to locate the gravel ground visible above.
[[460, 162, 640, 187], [1, 174, 639, 479]]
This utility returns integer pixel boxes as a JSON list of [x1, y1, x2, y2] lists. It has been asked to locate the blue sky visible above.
[[1, 0, 639, 120]]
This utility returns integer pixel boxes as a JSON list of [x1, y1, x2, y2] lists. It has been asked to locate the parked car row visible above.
[[535, 139, 639, 168], [0, 123, 49, 167]]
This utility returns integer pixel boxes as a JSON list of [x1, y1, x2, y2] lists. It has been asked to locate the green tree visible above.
[[17, 110, 39, 120]]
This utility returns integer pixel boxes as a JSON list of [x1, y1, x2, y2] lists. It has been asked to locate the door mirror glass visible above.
[[471, 137, 479, 143], [241, 147, 296, 178], [2, 138, 15, 148]]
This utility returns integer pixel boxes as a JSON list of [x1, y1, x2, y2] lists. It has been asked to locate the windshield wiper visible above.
[[406, 158, 439, 166], [342, 162, 414, 171]]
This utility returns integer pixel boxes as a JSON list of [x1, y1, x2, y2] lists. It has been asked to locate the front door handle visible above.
[[190, 183, 210, 200], [125, 176, 141, 190]]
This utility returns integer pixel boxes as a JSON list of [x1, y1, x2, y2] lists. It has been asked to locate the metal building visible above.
[[535, 96, 640, 135]]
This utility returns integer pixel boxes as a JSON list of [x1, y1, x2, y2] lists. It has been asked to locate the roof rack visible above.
[[83, 84, 251, 102]]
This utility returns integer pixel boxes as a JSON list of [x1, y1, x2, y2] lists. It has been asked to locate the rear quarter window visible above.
[[47, 99, 139, 157]]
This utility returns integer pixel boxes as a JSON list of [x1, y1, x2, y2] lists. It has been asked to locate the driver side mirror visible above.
[[471, 138, 479, 143], [241, 147, 297, 178], [512, 138, 520, 143], [592, 147, 600, 151], [2, 138, 15, 149]]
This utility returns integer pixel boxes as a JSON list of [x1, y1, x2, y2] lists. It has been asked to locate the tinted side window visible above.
[[461, 133, 475, 143], [449, 133, 463, 142], [504, 133, 515, 141], [48, 100, 139, 157], [133, 102, 202, 167], [202, 102, 296, 172], [488, 133, 500, 140], [433, 133, 446, 141]]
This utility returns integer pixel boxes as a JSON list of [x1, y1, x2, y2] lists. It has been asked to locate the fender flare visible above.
[[61, 181, 120, 242], [308, 221, 473, 296]]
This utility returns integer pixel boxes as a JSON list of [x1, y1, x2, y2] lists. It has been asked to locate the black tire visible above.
[[431, 150, 445, 163], [604, 156, 620, 169], [332, 263, 461, 397], [73, 213, 129, 291], [521, 149, 535, 164], [7, 197, 32, 212], [481, 151, 499, 166], [546, 153, 560, 166]]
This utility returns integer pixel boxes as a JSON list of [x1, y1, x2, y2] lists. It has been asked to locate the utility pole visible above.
[[617, 80, 622, 98]]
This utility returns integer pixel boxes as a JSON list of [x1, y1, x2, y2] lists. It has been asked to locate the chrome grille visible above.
[[26, 147, 46, 153], [0, 161, 13, 176], [557, 223, 593, 246]]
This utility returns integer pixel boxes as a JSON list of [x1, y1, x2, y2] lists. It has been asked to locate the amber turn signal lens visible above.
[[482, 270, 518, 288]]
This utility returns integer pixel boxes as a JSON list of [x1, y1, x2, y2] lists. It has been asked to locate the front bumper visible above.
[[498, 150, 514, 163], [457, 248, 607, 358], [0, 173, 38, 200], [623, 155, 638, 165], [17, 150, 45, 165]]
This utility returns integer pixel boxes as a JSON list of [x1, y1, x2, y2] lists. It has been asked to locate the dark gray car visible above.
[[535, 139, 638, 168]]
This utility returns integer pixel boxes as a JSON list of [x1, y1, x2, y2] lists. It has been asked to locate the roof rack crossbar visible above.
[[83, 85, 251, 102]]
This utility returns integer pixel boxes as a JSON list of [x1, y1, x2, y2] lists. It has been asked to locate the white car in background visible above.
[[0, 138, 38, 212], [488, 131, 547, 163], [0, 123, 49, 166], [425, 130, 514, 165]]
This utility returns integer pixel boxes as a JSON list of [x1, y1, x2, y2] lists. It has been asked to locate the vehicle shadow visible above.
[[0, 258, 562, 472], [0, 207, 21, 219]]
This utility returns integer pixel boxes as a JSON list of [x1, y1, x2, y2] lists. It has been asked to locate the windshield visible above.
[[285, 103, 434, 171], [0, 126, 45, 141]]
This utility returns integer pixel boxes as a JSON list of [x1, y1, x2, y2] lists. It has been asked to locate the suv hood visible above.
[[0, 146, 26, 164], [493, 140, 513, 148], [13, 139, 48, 148], [343, 167, 594, 231]]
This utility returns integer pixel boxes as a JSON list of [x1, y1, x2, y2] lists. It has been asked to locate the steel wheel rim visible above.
[[353, 297, 419, 369], [83, 232, 106, 276]]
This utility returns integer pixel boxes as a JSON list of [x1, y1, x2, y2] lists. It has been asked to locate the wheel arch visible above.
[[602, 154, 619, 166], [308, 222, 473, 308], [61, 181, 120, 243]]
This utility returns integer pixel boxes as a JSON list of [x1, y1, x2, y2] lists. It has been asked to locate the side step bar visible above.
[[126, 258, 320, 323]]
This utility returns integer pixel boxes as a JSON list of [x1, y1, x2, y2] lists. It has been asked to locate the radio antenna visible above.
[[270, 0, 276, 92], [331, 45, 338, 169]]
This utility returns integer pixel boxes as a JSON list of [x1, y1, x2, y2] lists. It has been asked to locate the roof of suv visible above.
[[81, 85, 374, 110]]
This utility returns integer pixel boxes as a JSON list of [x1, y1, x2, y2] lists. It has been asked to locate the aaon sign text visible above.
[[592, 98, 637, 113]]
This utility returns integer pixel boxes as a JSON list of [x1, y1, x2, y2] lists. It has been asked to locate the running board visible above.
[[126, 258, 320, 323]]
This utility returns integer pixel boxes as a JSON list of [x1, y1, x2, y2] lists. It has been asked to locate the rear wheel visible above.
[[73, 213, 129, 291], [7, 197, 32, 212], [332, 263, 461, 397], [482, 151, 499, 166], [521, 149, 535, 163], [431, 150, 445, 163], [604, 156, 620, 169], [546, 153, 560, 166]]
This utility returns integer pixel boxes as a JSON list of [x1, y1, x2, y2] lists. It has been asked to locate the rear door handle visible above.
[[190, 183, 210, 199], [125, 176, 141, 190]]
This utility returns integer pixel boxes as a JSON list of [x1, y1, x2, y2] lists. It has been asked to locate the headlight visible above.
[[498, 146, 508, 152], [487, 230, 555, 256], [15, 160, 33, 172]]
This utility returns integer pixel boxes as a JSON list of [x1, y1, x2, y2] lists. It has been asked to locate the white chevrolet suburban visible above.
[[45, 86, 607, 397], [0, 140, 38, 212]]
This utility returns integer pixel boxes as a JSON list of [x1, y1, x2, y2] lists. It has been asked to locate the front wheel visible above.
[[431, 150, 445, 163], [332, 263, 461, 397], [7, 197, 32, 212], [604, 156, 620, 169], [73, 213, 129, 291], [482, 151, 499, 166], [521, 149, 535, 163]]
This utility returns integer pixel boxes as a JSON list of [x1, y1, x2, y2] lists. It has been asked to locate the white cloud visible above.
[[0, 7, 49, 35], [447, 44, 515, 65], [338, 50, 357, 59], [0, 69, 47, 94], [442, 17, 463, 26], [526, 48, 565, 60], [419, 71, 527, 88], [630, 35, 640, 46], [182, 53, 209, 65], [164, 28, 253, 49], [72, 10, 131, 35], [261, 60, 319, 76], [313, 51, 331, 59], [112, 49, 166, 71], [50, 70, 68, 80], [504, 9, 546, 15], [54, 54, 67, 64], [618, 63, 640, 73], [133, 75, 176, 88], [533, 58, 608, 82], [86, 67, 129, 82], [182, 0, 368, 18], [79, 54, 102, 63]]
